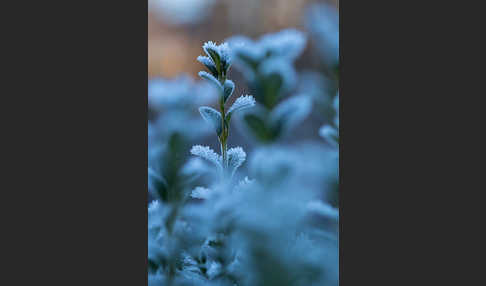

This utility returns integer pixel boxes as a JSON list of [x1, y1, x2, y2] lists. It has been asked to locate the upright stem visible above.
[[218, 75, 228, 175], [220, 138, 227, 169], [219, 108, 228, 172]]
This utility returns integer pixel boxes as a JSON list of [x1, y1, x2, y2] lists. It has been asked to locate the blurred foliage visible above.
[[149, 0, 338, 78], [148, 1, 339, 285]]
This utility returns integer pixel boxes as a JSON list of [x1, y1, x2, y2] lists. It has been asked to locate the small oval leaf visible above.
[[227, 95, 255, 117], [223, 80, 235, 103], [227, 147, 246, 178], [198, 71, 222, 90], [190, 145, 222, 171], [197, 56, 218, 77], [199, 106, 222, 136], [203, 41, 221, 72], [270, 95, 312, 138]]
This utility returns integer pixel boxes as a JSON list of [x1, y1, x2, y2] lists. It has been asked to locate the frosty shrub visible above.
[[148, 6, 339, 285], [148, 76, 217, 202], [226, 29, 313, 144]]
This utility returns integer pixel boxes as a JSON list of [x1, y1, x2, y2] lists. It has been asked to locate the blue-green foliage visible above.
[[148, 4, 339, 286], [226, 29, 314, 144], [148, 76, 218, 202]]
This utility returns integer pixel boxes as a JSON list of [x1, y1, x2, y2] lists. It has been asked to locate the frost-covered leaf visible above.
[[203, 41, 221, 67], [218, 42, 232, 72], [259, 57, 297, 94], [227, 147, 246, 177], [227, 95, 255, 118], [198, 71, 222, 90], [202, 41, 232, 74], [260, 29, 307, 61], [199, 106, 222, 136], [197, 55, 218, 77], [190, 145, 222, 171], [228, 29, 306, 65], [223, 79, 235, 103], [227, 35, 263, 69], [148, 75, 216, 110], [270, 95, 312, 138]]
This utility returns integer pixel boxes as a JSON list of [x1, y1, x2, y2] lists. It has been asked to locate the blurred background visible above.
[[148, 0, 338, 78], [148, 0, 339, 170]]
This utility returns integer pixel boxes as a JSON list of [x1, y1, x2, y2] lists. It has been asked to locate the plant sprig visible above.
[[193, 41, 255, 180]]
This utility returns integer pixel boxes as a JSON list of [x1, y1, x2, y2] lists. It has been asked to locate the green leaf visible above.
[[197, 56, 219, 77], [262, 73, 283, 108], [148, 168, 168, 201], [244, 114, 271, 142], [203, 42, 222, 74]]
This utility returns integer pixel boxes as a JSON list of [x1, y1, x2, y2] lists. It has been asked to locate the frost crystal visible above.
[[218, 42, 232, 69], [197, 55, 214, 66], [227, 147, 246, 176], [198, 71, 222, 89], [227, 95, 256, 115], [190, 145, 222, 169], [202, 41, 231, 71], [197, 55, 218, 76], [203, 41, 219, 57]]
